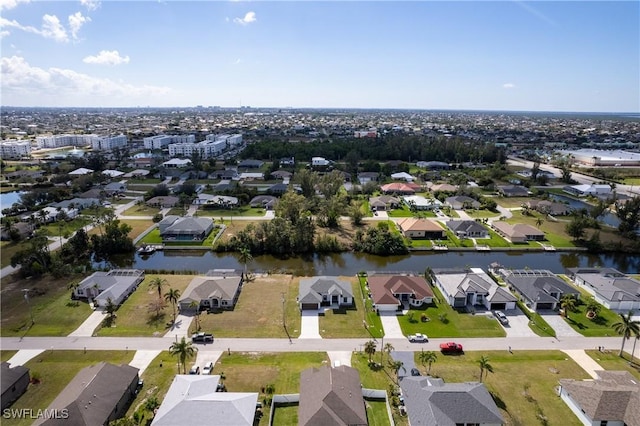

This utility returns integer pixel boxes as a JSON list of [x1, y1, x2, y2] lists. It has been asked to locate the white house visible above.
[[567, 268, 640, 312], [311, 157, 331, 167], [434, 268, 517, 311], [390, 172, 416, 182], [403, 195, 442, 210]]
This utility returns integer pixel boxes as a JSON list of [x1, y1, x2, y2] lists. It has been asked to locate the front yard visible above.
[[122, 204, 161, 216], [319, 277, 376, 338]]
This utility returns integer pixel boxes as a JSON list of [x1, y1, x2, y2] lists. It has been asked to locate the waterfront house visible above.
[[497, 185, 530, 197], [298, 276, 354, 310], [178, 275, 243, 311], [73, 269, 145, 308], [158, 216, 214, 242], [567, 268, 640, 311], [501, 269, 579, 311], [491, 222, 545, 243], [433, 268, 517, 311], [367, 274, 434, 311], [446, 220, 489, 238], [397, 218, 446, 239]]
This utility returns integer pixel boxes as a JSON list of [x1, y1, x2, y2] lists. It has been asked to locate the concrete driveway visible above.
[[194, 350, 224, 373], [499, 307, 538, 338], [539, 311, 582, 338], [391, 351, 417, 378], [379, 312, 405, 338], [299, 310, 321, 339], [68, 310, 107, 337], [129, 350, 162, 375], [164, 314, 193, 339], [328, 351, 353, 367]]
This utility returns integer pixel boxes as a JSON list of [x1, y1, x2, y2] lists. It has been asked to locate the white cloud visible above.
[[233, 11, 256, 25], [1, 56, 171, 104], [68, 11, 90, 39], [503, 83, 516, 89], [83, 50, 130, 65], [0, 30, 10, 38], [80, 0, 100, 11], [0, 0, 29, 11], [41, 14, 68, 42], [0, 17, 39, 34]]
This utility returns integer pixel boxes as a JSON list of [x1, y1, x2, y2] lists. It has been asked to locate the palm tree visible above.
[[584, 296, 601, 320], [164, 288, 181, 324], [169, 337, 197, 374], [105, 297, 117, 323], [419, 350, 438, 375], [364, 340, 377, 364], [560, 294, 577, 316], [478, 355, 494, 382], [387, 359, 405, 384], [612, 311, 640, 358], [264, 383, 275, 405], [535, 217, 544, 228], [149, 276, 167, 303], [189, 300, 201, 332], [238, 246, 253, 279]]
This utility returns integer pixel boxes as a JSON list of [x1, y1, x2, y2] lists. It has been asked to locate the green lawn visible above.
[[464, 209, 500, 219], [213, 352, 329, 426], [198, 274, 302, 338], [122, 205, 161, 216], [387, 205, 415, 217], [1, 350, 17, 362], [563, 301, 622, 337], [96, 274, 195, 337], [138, 227, 219, 247], [494, 197, 533, 208], [412, 350, 588, 426], [39, 217, 92, 238], [406, 238, 433, 248], [397, 286, 505, 338], [585, 349, 640, 380], [3, 350, 133, 426], [319, 278, 373, 338], [1, 274, 93, 337], [127, 178, 162, 184], [358, 276, 384, 339], [505, 213, 577, 248], [197, 206, 266, 217], [0, 239, 31, 268]]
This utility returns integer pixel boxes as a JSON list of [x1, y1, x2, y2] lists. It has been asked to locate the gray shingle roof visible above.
[[299, 276, 353, 302]]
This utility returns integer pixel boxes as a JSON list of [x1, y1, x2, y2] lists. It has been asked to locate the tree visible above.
[[616, 196, 640, 238], [565, 216, 587, 241], [238, 246, 253, 278], [275, 190, 308, 226], [348, 200, 365, 226], [478, 355, 494, 382], [584, 296, 601, 320], [164, 288, 181, 324], [387, 359, 405, 384], [295, 169, 318, 199], [535, 217, 544, 228], [169, 337, 198, 374], [10, 230, 51, 277], [364, 340, 377, 364], [418, 350, 438, 375], [560, 294, 577, 316], [189, 300, 202, 332], [612, 311, 640, 358], [264, 383, 275, 405], [149, 277, 167, 303], [105, 297, 117, 323]]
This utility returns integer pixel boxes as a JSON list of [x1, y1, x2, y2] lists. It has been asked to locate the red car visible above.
[[440, 342, 463, 354]]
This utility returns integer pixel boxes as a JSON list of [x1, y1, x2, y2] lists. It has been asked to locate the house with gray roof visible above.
[[159, 216, 214, 242], [298, 365, 367, 426], [146, 196, 180, 208], [152, 375, 259, 426], [1, 362, 29, 410], [497, 185, 530, 197], [238, 159, 264, 169], [567, 268, 640, 311], [433, 268, 517, 311], [369, 195, 401, 211], [103, 182, 127, 195], [502, 269, 579, 311], [250, 195, 278, 210], [400, 376, 503, 426], [178, 275, 243, 311], [34, 362, 139, 426], [559, 371, 640, 426], [73, 269, 145, 308], [52, 197, 100, 210], [446, 220, 489, 238], [298, 276, 354, 310], [445, 195, 481, 210]]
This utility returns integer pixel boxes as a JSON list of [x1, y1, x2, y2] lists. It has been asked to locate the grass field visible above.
[[3, 350, 133, 426], [198, 274, 302, 338], [197, 206, 266, 217], [585, 349, 640, 379], [319, 277, 373, 338], [39, 217, 92, 238], [0, 239, 32, 268], [96, 274, 196, 337], [1, 350, 17, 362], [0, 273, 92, 337], [122, 205, 161, 216]]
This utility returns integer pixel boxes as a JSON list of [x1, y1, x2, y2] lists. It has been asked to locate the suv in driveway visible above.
[[494, 311, 509, 325], [202, 361, 213, 375], [189, 365, 200, 375]]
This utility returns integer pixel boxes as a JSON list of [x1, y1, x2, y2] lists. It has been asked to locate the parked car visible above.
[[191, 332, 214, 343], [440, 342, 464, 354], [494, 311, 509, 325], [410, 368, 421, 376], [189, 365, 200, 375], [202, 361, 213, 375], [407, 333, 429, 343]]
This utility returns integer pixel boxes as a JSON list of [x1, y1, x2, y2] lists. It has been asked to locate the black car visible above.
[[191, 332, 214, 343], [410, 368, 421, 376]]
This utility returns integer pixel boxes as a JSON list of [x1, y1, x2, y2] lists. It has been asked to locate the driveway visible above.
[[379, 312, 405, 338], [129, 350, 162, 375], [327, 351, 352, 367], [194, 350, 224, 372], [391, 351, 417, 378], [164, 314, 193, 339], [562, 350, 604, 379], [499, 307, 538, 338], [299, 310, 321, 339], [68, 310, 107, 337], [6, 350, 44, 366], [539, 311, 582, 338]]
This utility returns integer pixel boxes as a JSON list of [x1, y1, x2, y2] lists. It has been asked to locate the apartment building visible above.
[[0, 140, 32, 159], [91, 134, 128, 151], [143, 134, 196, 150], [36, 134, 97, 149], [168, 133, 242, 159]]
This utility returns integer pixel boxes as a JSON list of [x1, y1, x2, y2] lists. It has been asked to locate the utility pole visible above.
[[281, 292, 286, 329], [22, 289, 34, 325], [380, 329, 384, 365]]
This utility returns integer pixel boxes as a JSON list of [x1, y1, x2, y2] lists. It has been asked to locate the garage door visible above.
[[301, 303, 318, 310], [491, 303, 506, 310], [536, 303, 554, 310]]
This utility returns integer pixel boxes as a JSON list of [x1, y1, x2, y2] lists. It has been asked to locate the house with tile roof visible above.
[[491, 221, 545, 243], [559, 371, 640, 426], [433, 268, 517, 311], [397, 218, 446, 240], [298, 277, 353, 310], [380, 182, 417, 195], [367, 274, 434, 312], [178, 275, 243, 311], [567, 268, 640, 311], [298, 365, 367, 426]]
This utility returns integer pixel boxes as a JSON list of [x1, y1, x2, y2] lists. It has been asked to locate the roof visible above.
[[435, 268, 516, 303], [152, 375, 258, 426], [429, 183, 458, 192], [179, 275, 243, 304], [1, 362, 29, 396], [163, 217, 213, 234], [299, 276, 353, 302], [368, 275, 434, 305], [568, 268, 640, 303], [403, 195, 441, 208], [446, 220, 487, 234], [102, 170, 125, 178], [77, 269, 144, 302], [504, 270, 579, 304], [69, 167, 94, 175], [146, 196, 180, 206], [492, 221, 544, 240], [445, 196, 480, 208], [498, 185, 529, 196], [380, 182, 417, 193], [400, 376, 503, 425], [397, 218, 444, 233], [35, 362, 139, 426], [298, 365, 367, 426], [560, 371, 640, 425]]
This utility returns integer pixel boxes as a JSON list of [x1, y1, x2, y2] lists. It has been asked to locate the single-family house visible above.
[[267, 182, 290, 195], [298, 276, 354, 310], [564, 184, 612, 197], [416, 161, 450, 170], [445, 195, 481, 210], [237, 159, 264, 169], [51, 198, 100, 210], [497, 185, 530, 197], [69, 167, 94, 176], [403, 195, 442, 210], [146, 196, 180, 208], [151, 375, 259, 426], [390, 172, 416, 182], [73, 269, 145, 308], [212, 169, 239, 180], [311, 157, 331, 167], [298, 365, 367, 426], [501, 269, 580, 311], [491, 222, 545, 243], [78, 188, 105, 199], [102, 169, 125, 179], [159, 216, 214, 242], [367, 274, 434, 311], [250, 195, 278, 210], [567, 268, 640, 311], [238, 172, 264, 181], [429, 183, 458, 193], [1, 362, 30, 410], [559, 371, 640, 426], [433, 268, 517, 311], [369, 195, 401, 211], [271, 170, 293, 180], [525, 200, 572, 216], [103, 182, 127, 195], [446, 220, 489, 238], [357, 172, 380, 185], [0, 221, 34, 241], [162, 158, 192, 168], [196, 195, 239, 209], [280, 157, 295, 166], [400, 376, 503, 426], [34, 362, 139, 426], [380, 183, 417, 195], [122, 169, 150, 178], [178, 275, 243, 311], [397, 218, 446, 239]]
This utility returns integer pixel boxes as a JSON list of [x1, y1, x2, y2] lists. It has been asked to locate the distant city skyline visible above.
[[1, 1, 638, 113]]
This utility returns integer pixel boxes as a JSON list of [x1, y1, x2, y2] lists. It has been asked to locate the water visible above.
[[0, 191, 25, 217], [100, 250, 640, 276], [549, 193, 620, 228]]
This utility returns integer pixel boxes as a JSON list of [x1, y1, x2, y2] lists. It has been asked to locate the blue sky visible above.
[[1, 1, 638, 112]]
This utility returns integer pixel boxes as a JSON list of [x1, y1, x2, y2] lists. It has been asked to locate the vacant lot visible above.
[[96, 274, 196, 337], [1, 273, 92, 337], [198, 274, 301, 338], [3, 350, 133, 426], [122, 204, 161, 216]]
